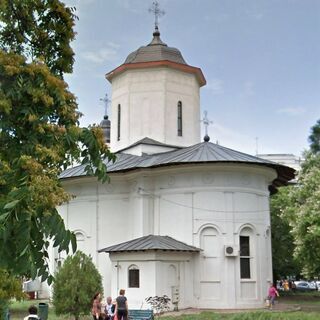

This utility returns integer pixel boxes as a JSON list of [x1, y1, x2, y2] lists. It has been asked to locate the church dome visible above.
[[124, 27, 187, 65], [100, 115, 110, 144]]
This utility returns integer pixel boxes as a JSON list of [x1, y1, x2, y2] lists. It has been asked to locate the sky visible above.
[[64, 0, 319, 157]]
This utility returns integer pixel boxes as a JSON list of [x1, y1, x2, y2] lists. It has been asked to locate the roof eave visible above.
[[98, 248, 201, 254], [105, 60, 206, 87], [60, 160, 295, 192]]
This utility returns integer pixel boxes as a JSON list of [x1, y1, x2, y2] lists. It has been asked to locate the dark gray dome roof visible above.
[[100, 115, 110, 144], [124, 27, 187, 65], [60, 139, 295, 193]]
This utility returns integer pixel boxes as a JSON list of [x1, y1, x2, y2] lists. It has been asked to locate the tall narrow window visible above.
[[128, 265, 140, 288], [177, 101, 182, 136], [240, 236, 251, 279], [117, 104, 121, 141]]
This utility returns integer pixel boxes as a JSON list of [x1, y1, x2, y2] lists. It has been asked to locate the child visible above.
[[268, 283, 279, 310], [24, 305, 41, 320]]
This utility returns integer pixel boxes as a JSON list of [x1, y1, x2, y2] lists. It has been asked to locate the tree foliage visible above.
[[0, 0, 115, 282], [0, 0, 76, 77], [309, 119, 320, 154], [270, 187, 301, 280], [52, 251, 103, 320], [0, 269, 25, 320], [270, 120, 320, 279], [281, 152, 320, 278]]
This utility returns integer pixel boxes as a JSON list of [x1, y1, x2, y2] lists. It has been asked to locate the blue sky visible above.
[[64, 0, 319, 156]]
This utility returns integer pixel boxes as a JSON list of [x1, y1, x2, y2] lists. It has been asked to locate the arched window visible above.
[[117, 104, 121, 141], [128, 265, 139, 288], [75, 231, 85, 253], [177, 101, 182, 136], [239, 227, 254, 279]]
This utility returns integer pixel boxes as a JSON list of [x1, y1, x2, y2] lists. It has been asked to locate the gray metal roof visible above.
[[124, 29, 186, 65], [116, 137, 182, 153], [98, 234, 200, 253], [60, 139, 295, 190]]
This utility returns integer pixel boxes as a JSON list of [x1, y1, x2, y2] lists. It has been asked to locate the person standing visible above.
[[115, 289, 128, 320], [268, 283, 279, 310], [104, 296, 115, 320], [92, 292, 103, 320]]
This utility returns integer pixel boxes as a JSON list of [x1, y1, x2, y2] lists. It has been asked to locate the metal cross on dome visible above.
[[149, 1, 165, 30], [201, 110, 213, 136], [100, 93, 110, 117]]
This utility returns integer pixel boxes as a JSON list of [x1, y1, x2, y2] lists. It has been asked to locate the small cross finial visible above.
[[149, 1, 165, 30], [201, 110, 213, 137], [100, 93, 110, 118]]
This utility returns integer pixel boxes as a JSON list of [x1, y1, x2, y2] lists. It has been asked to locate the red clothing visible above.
[[268, 286, 278, 297]]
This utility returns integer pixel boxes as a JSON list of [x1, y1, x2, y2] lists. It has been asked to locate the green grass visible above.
[[8, 294, 320, 320], [8, 300, 91, 320], [161, 311, 320, 320], [279, 291, 320, 309]]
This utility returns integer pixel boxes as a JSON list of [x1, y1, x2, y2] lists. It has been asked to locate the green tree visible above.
[[52, 251, 103, 320], [0, 0, 76, 77], [271, 120, 320, 279], [0, 269, 25, 319], [270, 187, 301, 280], [282, 152, 320, 278], [0, 0, 115, 282], [309, 119, 320, 154]]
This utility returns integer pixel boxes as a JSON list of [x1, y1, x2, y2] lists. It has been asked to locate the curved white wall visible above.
[[56, 163, 276, 309], [110, 68, 201, 152]]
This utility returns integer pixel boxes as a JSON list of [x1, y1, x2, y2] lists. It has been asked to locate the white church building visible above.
[[53, 25, 295, 310]]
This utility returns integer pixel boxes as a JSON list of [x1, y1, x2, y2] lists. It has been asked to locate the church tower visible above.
[[106, 27, 206, 152]]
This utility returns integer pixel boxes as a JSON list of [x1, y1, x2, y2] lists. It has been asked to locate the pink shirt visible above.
[[268, 286, 278, 297]]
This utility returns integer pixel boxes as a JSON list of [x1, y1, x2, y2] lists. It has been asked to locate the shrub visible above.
[[146, 295, 171, 317], [0, 269, 25, 320], [52, 251, 103, 320]]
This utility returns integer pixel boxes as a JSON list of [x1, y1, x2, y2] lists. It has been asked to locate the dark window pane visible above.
[[240, 236, 250, 256], [240, 258, 251, 279], [117, 104, 121, 141], [177, 101, 182, 136], [128, 269, 139, 288]]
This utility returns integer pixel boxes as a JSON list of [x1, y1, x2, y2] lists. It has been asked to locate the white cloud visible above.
[[64, 0, 94, 6], [204, 78, 224, 95], [119, 0, 145, 14], [63, 0, 94, 17], [202, 122, 280, 155], [82, 44, 120, 64], [242, 81, 255, 97], [252, 13, 264, 20], [207, 123, 255, 154], [276, 107, 306, 116], [107, 42, 120, 49]]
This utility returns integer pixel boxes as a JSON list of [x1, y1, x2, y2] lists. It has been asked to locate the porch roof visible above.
[[98, 234, 201, 253]]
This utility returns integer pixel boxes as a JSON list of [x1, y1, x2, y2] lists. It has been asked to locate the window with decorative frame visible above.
[[240, 235, 251, 279], [177, 101, 182, 136], [128, 265, 140, 288], [117, 104, 121, 141]]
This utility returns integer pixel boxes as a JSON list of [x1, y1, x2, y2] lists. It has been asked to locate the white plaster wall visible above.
[[109, 252, 157, 309], [54, 163, 276, 309], [149, 164, 275, 308], [110, 68, 201, 152]]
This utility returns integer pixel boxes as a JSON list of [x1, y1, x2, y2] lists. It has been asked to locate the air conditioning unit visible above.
[[224, 245, 239, 257]]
